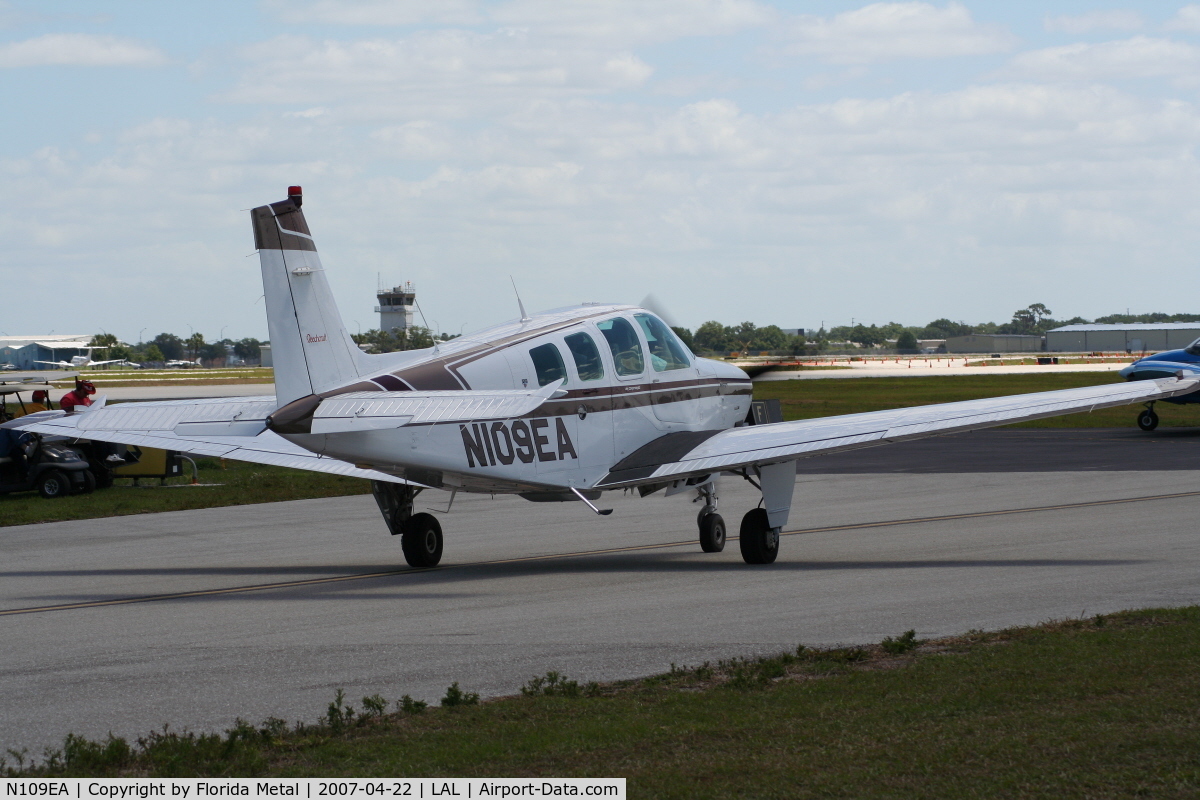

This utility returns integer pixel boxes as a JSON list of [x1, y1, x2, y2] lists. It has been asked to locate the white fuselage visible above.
[[281, 305, 751, 494]]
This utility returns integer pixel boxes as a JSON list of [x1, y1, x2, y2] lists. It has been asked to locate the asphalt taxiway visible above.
[[3, 447, 1200, 754]]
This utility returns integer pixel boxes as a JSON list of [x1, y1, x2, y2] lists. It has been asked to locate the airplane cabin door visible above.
[[634, 313, 701, 426]]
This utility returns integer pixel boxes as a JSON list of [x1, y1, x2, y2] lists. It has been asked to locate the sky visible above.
[[3, 1, 1200, 343]]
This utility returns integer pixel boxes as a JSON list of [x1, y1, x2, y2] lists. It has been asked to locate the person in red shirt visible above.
[[59, 380, 95, 413]]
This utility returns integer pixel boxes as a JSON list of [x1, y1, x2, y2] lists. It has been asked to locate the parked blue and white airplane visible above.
[[1119, 339, 1200, 429], [7, 187, 1199, 567]]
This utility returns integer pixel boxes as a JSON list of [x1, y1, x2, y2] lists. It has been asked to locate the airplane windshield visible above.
[[565, 331, 604, 381], [529, 343, 568, 387], [634, 313, 691, 372], [597, 317, 644, 376], [1186, 337, 1200, 356]]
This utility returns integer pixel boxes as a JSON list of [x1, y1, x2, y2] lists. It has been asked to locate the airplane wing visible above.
[[596, 374, 1200, 488], [32, 360, 68, 368], [87, 358, 126, 367], [1, 396, 411, 484]]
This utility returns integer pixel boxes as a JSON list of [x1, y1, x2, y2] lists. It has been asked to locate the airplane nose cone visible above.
[[1118, 364, 1136, 378]]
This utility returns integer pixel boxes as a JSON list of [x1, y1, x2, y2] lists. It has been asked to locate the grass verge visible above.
[[0, 458, 370, 527], [5, 606, 1198, 797], [754, 372, 1200, 428]]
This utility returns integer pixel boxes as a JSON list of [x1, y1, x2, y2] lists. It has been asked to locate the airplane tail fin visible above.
[[251, 187, 367, 407]]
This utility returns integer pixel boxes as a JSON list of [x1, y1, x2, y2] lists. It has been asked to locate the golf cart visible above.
[[0, 427, 94, 498], [1, 376, 137, 493]]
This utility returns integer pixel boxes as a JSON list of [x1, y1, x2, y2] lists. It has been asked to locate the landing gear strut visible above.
[[735, 462, 794, 565], [1137, 402, 1159, 431], [694, 480, 725, 553], [372, 481, 444, 568]]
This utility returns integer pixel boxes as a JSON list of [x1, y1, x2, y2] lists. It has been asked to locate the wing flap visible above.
[[597, 375, 1200, 488]]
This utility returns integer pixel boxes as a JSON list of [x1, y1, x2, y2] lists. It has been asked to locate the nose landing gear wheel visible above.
[[738, 508, 779, 565], [401, 512, 443, 568], [698, 512, 726, 552], [1137, 409, 1159, 431]]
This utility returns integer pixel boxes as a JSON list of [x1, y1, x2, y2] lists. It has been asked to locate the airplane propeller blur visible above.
[[9, 187, 1199, 567]]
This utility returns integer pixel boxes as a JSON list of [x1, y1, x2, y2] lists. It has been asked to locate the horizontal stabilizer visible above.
[[2, 399, 414, 485], [310, 380, 565, 434]]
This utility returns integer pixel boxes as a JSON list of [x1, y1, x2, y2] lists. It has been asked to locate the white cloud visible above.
[[492, 0, 774, 43], [782, 2, 1015, 64], [264, 0, 485, 26], [223, 31, 654, 115], [266, 0, 773, 44], [1004, 36, 1200, 82], [1166, 5, 1200, 32], [0, 33, 165, 67], [1043, 10, 1143, 34]]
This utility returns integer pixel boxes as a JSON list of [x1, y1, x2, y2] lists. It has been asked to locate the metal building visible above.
[[0, 334, 92, 370], [943, 334, 1044, 353], [376, 281, 416, 334], [1045, 323, 1200, 353]]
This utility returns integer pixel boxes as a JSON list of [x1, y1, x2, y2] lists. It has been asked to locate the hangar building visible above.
[[0, 334, 92, 370], [944, 334, 1044, 353], [1045, 323, 1200, 353]]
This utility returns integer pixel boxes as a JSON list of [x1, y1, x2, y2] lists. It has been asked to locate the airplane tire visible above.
[[401, 512, 443, 569], [36, 470, 70, 499], [698, 512, 726, 553], [739, 508, 779, 565], [1137, 410, 1159, 431]]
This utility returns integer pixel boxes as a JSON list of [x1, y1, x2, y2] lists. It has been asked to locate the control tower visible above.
[[376, 281, 416, 333]]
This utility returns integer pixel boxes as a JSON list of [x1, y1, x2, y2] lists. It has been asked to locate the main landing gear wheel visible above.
[[698, 512, 726, 553], [738, 508, 779, 565], [401, 512, 443, 569], [1137, 409, 1159, 431]]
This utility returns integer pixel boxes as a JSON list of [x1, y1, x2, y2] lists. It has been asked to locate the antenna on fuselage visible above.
[[511, 277, 532, 324], [414, 299, 440, 355]]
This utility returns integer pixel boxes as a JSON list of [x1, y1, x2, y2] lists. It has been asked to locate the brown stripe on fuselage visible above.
[[387, 308, 626, 390], [372, 374, 412, 391], [391, 358, 466, 390], [365, 378, 749, 427]]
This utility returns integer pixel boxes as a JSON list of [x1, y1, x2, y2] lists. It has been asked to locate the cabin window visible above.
[[529, 343, 568, 387], [1185, 337, 1200, 356], [597, 317, 644, 376], [634, 313, 691, 372], [565, 331, 604, 381]]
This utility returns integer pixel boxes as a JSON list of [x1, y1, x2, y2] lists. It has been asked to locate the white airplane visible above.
[[34, 353, 125, 369], [7, 187, 1198, 567]]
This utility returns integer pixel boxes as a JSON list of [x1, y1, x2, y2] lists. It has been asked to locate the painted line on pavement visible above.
[[3, 488, 1198, 617]]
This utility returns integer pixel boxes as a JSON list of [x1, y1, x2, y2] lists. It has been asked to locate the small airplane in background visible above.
[[1119, 338, 1200, 430], [8, 187, 1199, 568], [164, 359, 201, 368], [35, 353, 126, 370]]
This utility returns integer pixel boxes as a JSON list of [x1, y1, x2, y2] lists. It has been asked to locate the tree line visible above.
[[88, 332, 264, 366], [85, 326, 460, 366], [673, 305, 1200, 355]]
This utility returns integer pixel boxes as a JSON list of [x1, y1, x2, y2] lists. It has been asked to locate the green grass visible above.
[[7, 607, 1199, 797], [0, 458, 370, 527], [753, 372, 1200, 428]]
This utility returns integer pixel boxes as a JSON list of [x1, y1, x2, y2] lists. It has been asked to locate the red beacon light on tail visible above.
[[288, 186, 302, 207]]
